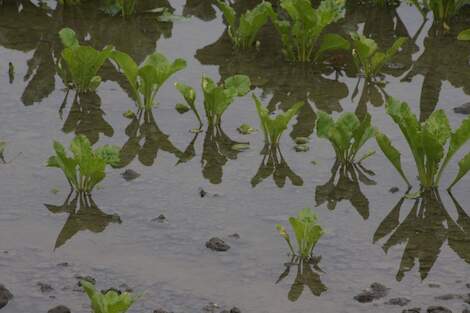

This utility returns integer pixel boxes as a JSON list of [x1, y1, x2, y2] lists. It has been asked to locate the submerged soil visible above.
[[1, 0, 470, 312]]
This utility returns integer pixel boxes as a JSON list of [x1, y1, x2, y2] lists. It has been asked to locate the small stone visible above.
[[48, 305, 71, 313], [154, 309, 171, 313], [230, 307, 241, 313], [152, 214, 167, 223], [403, 309, 421, 313], [228, 233, 240, 239], [37, 282, 54, 293], [199, 188, 207, 198], [386, 297, 410, 306], [389, 187, 400, 193], [466, 283, 470, 289], [354, 283, 389, 303], [119, 283, 133, 293], [454, 103, 470, 115], [427, 306, 452, 313], [0, 284, 13, 309], [435, 294, 460, 300], [121, 169, 140, 181], [206, 238, 230, 252], [57, 262, 69, 267], [429, 283, 441, 288]]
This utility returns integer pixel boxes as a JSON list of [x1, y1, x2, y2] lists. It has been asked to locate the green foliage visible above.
[[215, 1, 274, 49], [276, 208, 324, 259], [316, 111, 374, 164], [175, 82, 203, 127], [375, 97, 470, 189], [58, 28, 113, 93], [351, 33, 407, 80], [271, 0, 349, 62], [458, 29, 470, 40], [111, 51, 187, 109], [81, 280, 135, 313], [102, 0, 136, 17], [47, 135, 119, 193], [428, 0, 470, 28], [253, 95, 303, 146], [201, 74, 251, 125]]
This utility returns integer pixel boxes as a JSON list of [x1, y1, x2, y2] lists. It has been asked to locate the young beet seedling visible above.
[[81, 280, 135, 313], [111, 50, 187, 110], [271, 0, 350, 62], [215, 0, 274, 50], [58, 28, 114, 93], [276, 208, 324, 260], [316, 111, 375, 165], [174, 82, 203, 128], [351, 32, 407, 81], [375, 97, 470, 190], [47, 135, 120, 194]]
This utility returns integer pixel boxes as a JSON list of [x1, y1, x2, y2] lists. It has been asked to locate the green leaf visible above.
[[59, 27, 79, 48], [449, 152, 470, 189], [315, 33, 350, 61], [316, 111, 334, 139], [458, 29, 470, 40], [215, 0, 236, 29], [224, 75, 251, 96], [95, 145, 120, 166], [375, 130, 411, 187]]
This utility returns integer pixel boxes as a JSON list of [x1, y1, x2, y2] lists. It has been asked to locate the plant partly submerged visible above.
[[81, 280, 135, 313]]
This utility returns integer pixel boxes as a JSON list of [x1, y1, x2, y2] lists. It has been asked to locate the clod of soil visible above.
[[152, 214, 167, 223], [0, 284, 13, 309], [386, 297, 410, 306], [121, 169, 141, 181], [389, 187, 400, 193], [154, 309, 172, 313], [206, 238, 230, 251], [402, 309, 421, 313], [427, 306, 452, 313], [230, 307, 241, 313], [454, 103, 470, 115], [37, 282, 54, 293], [354, 282, 389, 303], [47, 305, 71, 313]]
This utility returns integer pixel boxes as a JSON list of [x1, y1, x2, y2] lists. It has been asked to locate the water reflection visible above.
[[352, 80, 388, 119], [251, 144, 303, 188], [374, 190, 470, 281], [183, 0, 216, 21], [45, 192, 121, 249], [60, 93, 114, 145], [276, 257, 327, 302], [315, 161, 375, 220], [118, 109, 182, 167]]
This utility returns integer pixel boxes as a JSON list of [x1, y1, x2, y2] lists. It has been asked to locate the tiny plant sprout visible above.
[[215, 0, 275, 49], [175, 82, 203, 127], [316, 111, 375, 165], [110, 50, 187, 110], [271, 0, 350, 62], [81, 280, 135, 313], [276, 208, 324, 259], [350, 33, 407, 80], [58, 28, 114, 93], [375, 97, 470, 190], [47, 135, 120, 194]]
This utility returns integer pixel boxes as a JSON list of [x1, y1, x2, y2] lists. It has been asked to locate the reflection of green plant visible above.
[[271, 0, 350, 62], [253, 95, 303, 146], [316, 111, 374, 165], [375, 97, 470, 189], [276, 208, 324, 259], [81, 280, 135, 313], [111, 51, 186, 109], [102, 0, 136, 18], [202, 74, 250, 125], [58, 28, 114, 93], [47, 135, 119, 193], [215, 0, 274, 49], [175, 82, 203, 127], [458, 28, 470, 40], [351, 33, 407, 80]]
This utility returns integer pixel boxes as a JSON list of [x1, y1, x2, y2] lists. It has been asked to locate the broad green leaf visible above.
[[375, 130, 411, 186], [224, 74, 250, 96], [95, 145, 120, 166], [315, 33, 350, 61], [215, 0, 236, 29], [59, 27, 79, 48], [423, 109, 451, 146], [449, 152, 470, 189], [458, 29, 470, 40], [316, 111, 334, 139]]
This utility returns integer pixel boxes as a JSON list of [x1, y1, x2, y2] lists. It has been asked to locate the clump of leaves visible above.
[[351, 33, 407, 80], [458, 29, 470, 41], [316, 111, 375, 164], [175, 82, 203, 127], [58, 28, 114, 93], [215, 0, 274, 49], [271, 0, 350, 62], [276, 208, 324, 259], [101, 0, 136, 18], [111, 51, 187, 110], [202, 74, 251, 125], [81, 280, 135, 313], [375, 97, 470, 190], [253, 94, 303, 146], [47, 135, 120, 193]]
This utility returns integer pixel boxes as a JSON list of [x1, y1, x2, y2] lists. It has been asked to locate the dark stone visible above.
[[427, 306, 452, 313], [386, 297, 410, 306], [466, 283, 470, 289], [75, 275, 96, 286], [48, 305, 71, 313], [152, 215, 167, 223], [154, 309, 172, 313], [230, 307, 241, 313], [389, 187, 400, 193], [206, 238, 230, 252], [454, 103, 470, 115], [199, 188, 207, 198], [57, 262, 69, 267], [0, 284, 13, 309], [37, 282, 54, 293], [435, 294, 460, 300], [403, 309, 421, 313], [228, 233, 240, 239], [429, 283, 441, 288], [354, 283, 389, 303], [121, 169, 140, 181], [119, 283, 133, 292]]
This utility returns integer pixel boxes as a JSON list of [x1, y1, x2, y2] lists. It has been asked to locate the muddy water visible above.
[[1, 1, 470, 312]]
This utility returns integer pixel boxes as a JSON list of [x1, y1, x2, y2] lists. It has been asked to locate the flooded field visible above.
[[1, 0, 470, 312]]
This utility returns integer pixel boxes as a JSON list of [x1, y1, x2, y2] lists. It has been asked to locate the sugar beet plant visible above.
[[81, 280, 135, 313], [215, 1, 274, 49], [271, 0, 350, 62], [111, 51, 187, 110], [47, 135, 119, 193], [276, 208, 324, 259], [316, 111, 375, 165], [58, 28, 114, 93], [253, 95, 303, 146], [351, 33, 407, 80], [375, 97, 470, 190], [202, 74, 251, 125]]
